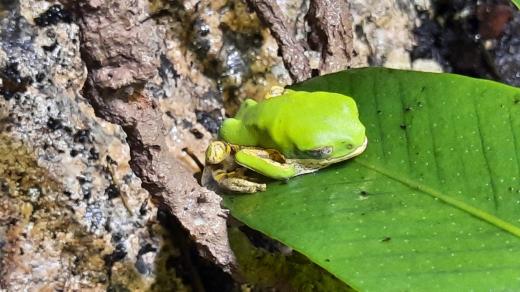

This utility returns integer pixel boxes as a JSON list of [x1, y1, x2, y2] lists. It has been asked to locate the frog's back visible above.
[[239, 90, 362, 157]]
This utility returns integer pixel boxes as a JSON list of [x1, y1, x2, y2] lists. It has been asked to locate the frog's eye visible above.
[[304, 146, 333, 159]]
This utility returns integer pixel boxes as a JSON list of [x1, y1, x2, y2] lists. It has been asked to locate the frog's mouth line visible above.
[[288, 137, 368, 173], [316, 136, 367, 165]]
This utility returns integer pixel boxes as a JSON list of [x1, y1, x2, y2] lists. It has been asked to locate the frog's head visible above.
[[292, 120, 367, 163], [284, 91, 368, 163]]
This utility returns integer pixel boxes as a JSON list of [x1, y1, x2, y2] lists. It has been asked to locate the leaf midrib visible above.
[[354, 158, 520, 238]]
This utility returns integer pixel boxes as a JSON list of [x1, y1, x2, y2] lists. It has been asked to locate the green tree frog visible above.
[[204, 87, 367, 193]]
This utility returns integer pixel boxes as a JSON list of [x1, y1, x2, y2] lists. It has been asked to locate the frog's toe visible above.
[[221, 177, 266, 193], [206, 141, 230, 164], [264, 85, 285, 99]]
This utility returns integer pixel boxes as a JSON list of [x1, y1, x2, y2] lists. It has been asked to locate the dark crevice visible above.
[[412, 0, 519, 84], [157, 208, 237, 292]]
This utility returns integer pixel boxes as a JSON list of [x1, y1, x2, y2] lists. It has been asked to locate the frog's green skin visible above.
[[205, 89, 367, 193]]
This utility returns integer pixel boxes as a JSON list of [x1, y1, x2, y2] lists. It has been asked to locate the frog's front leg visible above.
[[235, 148, 297, 180], [212, 168, 266, 193], [205, 141, 266, 193]]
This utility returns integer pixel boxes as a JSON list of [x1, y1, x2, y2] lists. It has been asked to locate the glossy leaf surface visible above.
[[224, 68, 520, 291]]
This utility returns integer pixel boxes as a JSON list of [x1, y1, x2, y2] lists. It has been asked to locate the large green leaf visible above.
[[512, 0, 520, 9], [223, 68, 520, 291]]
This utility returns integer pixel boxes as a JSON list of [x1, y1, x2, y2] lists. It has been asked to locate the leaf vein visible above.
[[354, 159, 520, 238], [397, 81, 413, 172], [424, 92, 442, 186], [509, 108, 520, 181], [372, 75, 386, 161], [472, 96, 499, 211]]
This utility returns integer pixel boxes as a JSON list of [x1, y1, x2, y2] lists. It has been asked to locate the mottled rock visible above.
[[78, 0, 165, 90], [159, 0, 292, 115], [495, 13, 520, 86], [0, 1, 186, 290], [350, 0, 429, 69]]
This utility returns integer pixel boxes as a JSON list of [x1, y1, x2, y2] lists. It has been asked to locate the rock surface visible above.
[[0, 1, 187, 290], [496, 13, 520, 86]]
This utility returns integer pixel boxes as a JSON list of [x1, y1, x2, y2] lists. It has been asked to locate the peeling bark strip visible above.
[[84, 84, 236, 272], [74, 0, 235, 272], [306, 0, 354, 74], [246, 0, 353, 79], [246, 0, 311, 82]]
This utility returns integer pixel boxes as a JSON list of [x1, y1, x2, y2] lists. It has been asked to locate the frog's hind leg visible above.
[[235, 148, 297, 180], [219, 118, 258, 145], [212, 168, 266, 193], [234, 99, 257, 119]]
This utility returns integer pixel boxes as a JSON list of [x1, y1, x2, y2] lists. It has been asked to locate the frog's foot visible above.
[[212, 168, 266, 193], [264, 85, 285, 99], [206, 140, 231, 164], [235, 148, 297, 180]]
